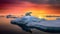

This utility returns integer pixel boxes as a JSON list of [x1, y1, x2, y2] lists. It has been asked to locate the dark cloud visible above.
[[0, 0, 60, 4], [0, 0, 21, 10], [23, 0, 45, 4], [18, 0, 47, 4], [0, 0, 18, 4], [0, 0, 60, 13], [18, 0, 60, 4], [48, 0, 60, 4]]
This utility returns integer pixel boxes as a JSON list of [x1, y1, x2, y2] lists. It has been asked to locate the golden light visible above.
[[38, 16, 43, 19], [39, 10, 46, 14]]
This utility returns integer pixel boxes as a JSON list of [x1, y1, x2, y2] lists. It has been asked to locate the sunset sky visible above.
[[0, 0, 60, 17], [0, 0, 60, 34]]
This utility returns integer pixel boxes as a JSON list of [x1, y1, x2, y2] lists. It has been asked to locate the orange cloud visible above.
[[0, 1, 60, 17]]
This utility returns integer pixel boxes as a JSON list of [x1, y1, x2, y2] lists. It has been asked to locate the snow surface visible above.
[[11, 16, 60, 27]]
